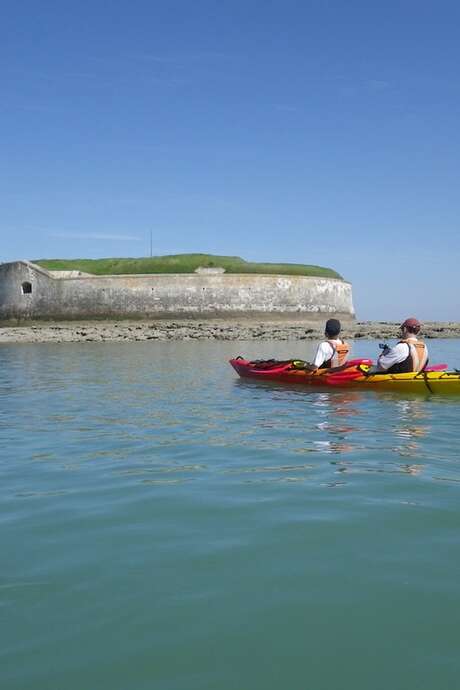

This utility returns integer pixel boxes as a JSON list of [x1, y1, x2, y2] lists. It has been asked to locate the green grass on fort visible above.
[[36, 254, 343, 279]]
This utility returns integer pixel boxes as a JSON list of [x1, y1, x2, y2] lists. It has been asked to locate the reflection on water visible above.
[[392, 399, 430, 467], [312, 391, 361, 456]]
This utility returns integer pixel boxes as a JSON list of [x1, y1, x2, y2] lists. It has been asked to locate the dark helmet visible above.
[[325, 318, 341, 337]]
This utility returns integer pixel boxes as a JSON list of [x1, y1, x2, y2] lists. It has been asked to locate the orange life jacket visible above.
[[387, 338, 428, 373], [323, 339, 350, 368], [400, 338, 428, 372]]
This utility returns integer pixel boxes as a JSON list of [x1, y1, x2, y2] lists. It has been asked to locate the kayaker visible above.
[[368, 318, 429, 373], [309, 318, 350, 369]]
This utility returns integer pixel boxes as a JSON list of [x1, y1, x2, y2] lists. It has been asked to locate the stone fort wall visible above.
[[0, 261, 355, 322]]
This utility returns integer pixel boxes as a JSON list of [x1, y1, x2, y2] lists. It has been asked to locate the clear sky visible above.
[[2, 1, 459, 320]]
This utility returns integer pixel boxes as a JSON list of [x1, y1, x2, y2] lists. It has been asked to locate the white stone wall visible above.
[[0, 261, 355, 321]]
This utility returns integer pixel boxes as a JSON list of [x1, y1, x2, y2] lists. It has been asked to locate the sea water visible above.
[[1, 339, 460, 690]]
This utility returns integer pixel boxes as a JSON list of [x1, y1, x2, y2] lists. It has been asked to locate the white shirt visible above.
[[313, 340, 337, 368], [377, 339, 429, 371]]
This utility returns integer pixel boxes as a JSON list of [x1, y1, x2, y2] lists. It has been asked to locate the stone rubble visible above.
[[1, 320, 460, 343]]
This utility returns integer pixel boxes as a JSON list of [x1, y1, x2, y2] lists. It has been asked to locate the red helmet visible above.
[[401, 317, 421, 333]]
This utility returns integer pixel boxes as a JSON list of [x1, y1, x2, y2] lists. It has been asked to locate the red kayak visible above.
[[229, 357, 449, 388], [229, 357, 373, 386]]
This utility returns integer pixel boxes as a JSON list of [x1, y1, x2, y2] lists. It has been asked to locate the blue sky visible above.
[[1, 0, 459, 320]]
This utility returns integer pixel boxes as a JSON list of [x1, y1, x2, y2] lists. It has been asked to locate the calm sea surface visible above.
[[1, 339, 460, 690]]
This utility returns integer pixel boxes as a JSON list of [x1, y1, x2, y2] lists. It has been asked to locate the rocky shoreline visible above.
[[0, 320, 459, 344]]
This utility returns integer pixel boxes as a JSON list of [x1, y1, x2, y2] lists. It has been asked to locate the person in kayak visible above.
[[309, 318, 350, 369], [368, 318, 429, 374]]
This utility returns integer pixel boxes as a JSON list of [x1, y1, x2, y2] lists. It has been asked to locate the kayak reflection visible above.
[[311, 391, 364, 455], [232, 376, 437, 482], [391, 398, 431, 464]]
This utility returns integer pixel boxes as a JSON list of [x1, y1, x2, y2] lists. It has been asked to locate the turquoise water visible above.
[[1, 339, 460, 690]]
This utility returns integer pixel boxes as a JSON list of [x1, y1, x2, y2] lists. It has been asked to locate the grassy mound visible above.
[[36, 254, 343, 279]]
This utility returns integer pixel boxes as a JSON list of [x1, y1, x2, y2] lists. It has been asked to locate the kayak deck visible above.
[[229, 358, 460, 394], [347, 370, 460, 394]]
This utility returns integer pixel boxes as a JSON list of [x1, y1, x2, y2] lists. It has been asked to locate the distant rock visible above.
[[1, 319, 460, 344]]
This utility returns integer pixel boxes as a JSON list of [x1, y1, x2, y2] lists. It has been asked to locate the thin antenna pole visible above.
[[150, 229, 152, 257]]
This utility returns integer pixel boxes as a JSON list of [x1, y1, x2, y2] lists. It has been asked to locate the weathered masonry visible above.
[[0, 261, 355, 322]]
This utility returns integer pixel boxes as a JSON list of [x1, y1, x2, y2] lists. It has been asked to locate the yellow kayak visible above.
[[348, 369, 460, 394]]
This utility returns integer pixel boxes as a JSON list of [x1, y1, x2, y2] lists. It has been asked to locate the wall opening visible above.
[[21, 281, 32, 295]]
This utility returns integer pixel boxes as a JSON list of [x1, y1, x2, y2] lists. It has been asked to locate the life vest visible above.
[[386, 339, 428, 374], [322, 339, 350, 368]]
